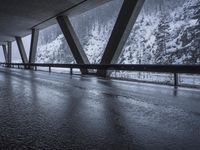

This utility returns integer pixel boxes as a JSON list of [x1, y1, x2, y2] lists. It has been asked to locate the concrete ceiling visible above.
[[0, 0, 112, 45]]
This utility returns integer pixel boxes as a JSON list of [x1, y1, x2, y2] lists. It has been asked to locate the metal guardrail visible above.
[[0, 62, 200, 87]]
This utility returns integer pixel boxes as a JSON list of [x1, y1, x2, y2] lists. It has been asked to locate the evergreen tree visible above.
[[192, 1, 200, 23], [154, 15, 170, 64], [183, 1, 200, 64], [191, 1, 200, 63]]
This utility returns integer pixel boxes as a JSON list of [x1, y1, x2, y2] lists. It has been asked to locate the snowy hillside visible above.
[[119, 0, 199, 65], [36, 34, 75, 64], [36, 0, 200, 85]]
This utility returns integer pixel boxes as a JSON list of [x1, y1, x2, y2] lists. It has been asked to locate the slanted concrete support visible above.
[[2, 45, 8, 63], [7, 41, 12, 64], [57, 16, 90, 74], [16, 37, 28, 63], [29, 29, 39, 64], [97, 0, 145, 77]]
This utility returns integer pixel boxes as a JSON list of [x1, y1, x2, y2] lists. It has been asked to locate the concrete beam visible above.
[[66, 0, 112, 17], [29, 29, 39, 64], [97, 0, 145, 77], [7, 41, 12, 63], [57, 15, 90, 74], [2, 45, 7, 63], [16, 37, 28, 63]]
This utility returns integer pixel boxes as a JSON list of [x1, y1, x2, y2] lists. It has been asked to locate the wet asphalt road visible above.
[[0, 67, 200, 150]]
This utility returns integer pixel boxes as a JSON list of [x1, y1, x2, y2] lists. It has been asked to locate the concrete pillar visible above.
[[29, 28, 39, 64], [2, 45, 8, 63], [57, 15, 90, 74], [97, 0, 145, 77], [16, 37, 28, 63], [7, 41, 12, 64]]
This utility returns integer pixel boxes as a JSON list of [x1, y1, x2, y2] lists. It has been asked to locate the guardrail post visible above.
[[70, 68, 73, 75], [174, 73, 178, 88], [49, 66, 51, 72]]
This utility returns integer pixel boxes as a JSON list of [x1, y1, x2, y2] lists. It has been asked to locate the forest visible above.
[[35, 0, 200, 86]]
